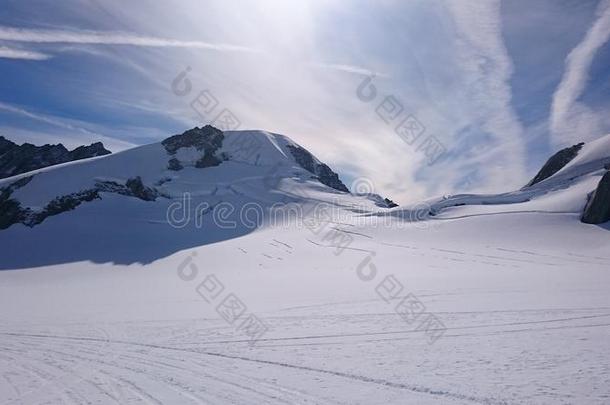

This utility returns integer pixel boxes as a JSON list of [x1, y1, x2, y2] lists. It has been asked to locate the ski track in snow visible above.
[[0, 330, 501, 404], [2, 299, 610, 405], [2, 231, 609, 404]]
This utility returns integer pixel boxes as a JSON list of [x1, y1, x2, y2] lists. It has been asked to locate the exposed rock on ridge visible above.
[[162, 125, 226, 170], [286, 144, 349, 193], [526, 142, 584, 187], [582, 170, 610, 224], [0, 136, 111, 179], [0, 176, 161, 229]]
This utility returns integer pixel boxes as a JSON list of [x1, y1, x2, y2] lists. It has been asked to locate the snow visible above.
[[558, 133, 610, 174], [382, 135, 610, 226], [1, 130, 609, 404]]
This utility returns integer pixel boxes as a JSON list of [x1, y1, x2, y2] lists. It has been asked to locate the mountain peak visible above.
[[162, 125, 225, 169], [0, 126, 355, 235], [160, 125, 349, 193], [162, 125, 223, 153]]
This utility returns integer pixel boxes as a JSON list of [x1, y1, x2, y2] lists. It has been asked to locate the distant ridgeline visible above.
[[0, 136, 111, 179]]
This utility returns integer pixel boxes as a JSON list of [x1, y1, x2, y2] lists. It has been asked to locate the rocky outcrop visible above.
[[29, 190, 101, 227], [383, 198, 399, 208], [96, 177, 159, 201], [162, 125, 226, 170], [0, 176, 33, 229], [355, 192, 399, 208], [286, 144, 349, 193], [526, 142, 584, 187], [68, 142, 110, 161], [167, 158, 183, 171], [0, 198, 25, 230], [1, 176, 161, 229], [581, 171, 610, 224], [0, 136, 111, 179], [125, 177, 158, 201], [0, 136, 16, 155]]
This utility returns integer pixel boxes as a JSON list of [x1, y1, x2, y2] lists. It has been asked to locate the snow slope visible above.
[[0, 128, 376, 268], [1, 130, 609, 404], [385, 134, 610, 224]]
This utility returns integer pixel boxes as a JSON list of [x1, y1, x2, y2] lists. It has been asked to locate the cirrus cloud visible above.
[[550, 0, 610, 147], [0, 45, 51, 60], [0, 26, 259, 53]]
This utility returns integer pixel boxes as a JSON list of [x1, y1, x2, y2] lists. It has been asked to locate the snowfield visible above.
[[1, 130, 609, 404]]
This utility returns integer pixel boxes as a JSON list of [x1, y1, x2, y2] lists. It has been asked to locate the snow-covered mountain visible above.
[[1, 126, 609, 270], [0, 125, 393, 268], [1, 127, 610, 404], [384, 134, 610, 226]]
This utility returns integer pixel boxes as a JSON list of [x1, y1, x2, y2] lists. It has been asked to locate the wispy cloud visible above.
[[2, 1, 605, 202], [439, 0, 528, 191], [550, 0, 610, 147], [312, 63, 389, 77], [0, 26, 258, 53], [0, 45, 51, 60]]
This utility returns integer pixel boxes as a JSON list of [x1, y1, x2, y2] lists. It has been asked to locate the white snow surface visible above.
[[1, 131, 609, 404]]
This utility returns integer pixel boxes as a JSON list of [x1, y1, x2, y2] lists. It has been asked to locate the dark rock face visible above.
[[167, 158, 183, 171], [162, 125, 226, 170], [69, 142, 110, 160], [0, 136, 111, 179], [0, 198, 26, 230], [0, 176, 35, 229], [125, 177, 158, 201], [30, 190, 101, 227], [0, 136, 16, 155], [383, 198, 399, 208], [195, 152, 223, 168], [582, 171, 610, 224], [356, 192, 399, 208], [162, 125, 224, 153], [526, 142, 584, 187], [1, 176, 160, 229], [96, 177, 159, 201], [286, 144, 349, 193]]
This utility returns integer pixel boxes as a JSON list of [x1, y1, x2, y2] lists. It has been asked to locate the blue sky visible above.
[[1, 0, 609, 203]]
